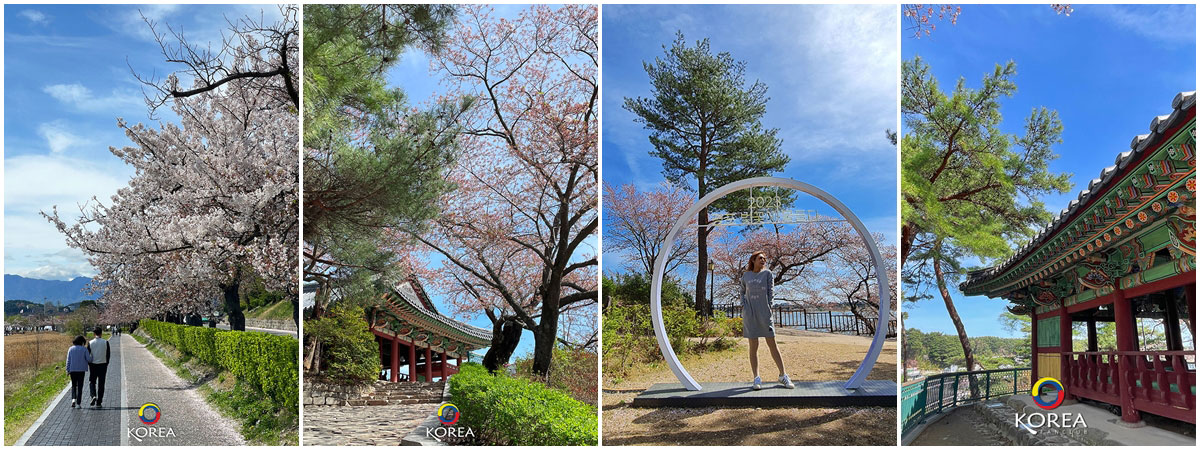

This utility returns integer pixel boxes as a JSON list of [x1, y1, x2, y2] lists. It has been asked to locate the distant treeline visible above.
[[904, 328, 1025, 370]]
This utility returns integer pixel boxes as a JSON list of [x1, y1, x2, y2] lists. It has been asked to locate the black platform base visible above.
[[630, 380, 897, 407]]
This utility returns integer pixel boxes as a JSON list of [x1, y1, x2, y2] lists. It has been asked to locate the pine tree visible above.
[[624, 32, 789, 316]]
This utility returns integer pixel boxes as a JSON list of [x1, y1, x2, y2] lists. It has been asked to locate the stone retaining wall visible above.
[[304, 380, 376, 406], [246, 318, 296, 331]]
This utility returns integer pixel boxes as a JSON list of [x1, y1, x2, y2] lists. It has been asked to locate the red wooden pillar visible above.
[[457, 355, 462, 368], [1086, 320, 1098, 352], [440, 349, 447, 380], [408, 341, 417, 383], [424, 346, 433, 382], [1030, 311, 1039, 385], [378, 337, 386, 373], [1163, 288, 1184, 351], [1059, 305, 1072, 396], [1186, 284, 1195, 340], [390, 337, 400, 382], [1112, 288, 1141, 423]]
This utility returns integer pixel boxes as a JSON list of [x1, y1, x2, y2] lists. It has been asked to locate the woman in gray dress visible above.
[[741, 251, 794, 389]]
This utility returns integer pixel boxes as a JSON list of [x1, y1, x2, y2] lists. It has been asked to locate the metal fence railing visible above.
[[901, 367, 1032, 436], [715, 304, 897, 337]]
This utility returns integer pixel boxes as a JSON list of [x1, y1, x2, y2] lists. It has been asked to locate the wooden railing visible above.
[[1065, 350, 1196, 424]]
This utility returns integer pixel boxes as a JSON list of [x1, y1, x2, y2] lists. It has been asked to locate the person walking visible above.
[[88, 327, 111, 408], [65, 335, 92, 408], [741, 251, 794, 390]]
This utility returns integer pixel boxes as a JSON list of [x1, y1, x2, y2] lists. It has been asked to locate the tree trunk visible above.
[[933, 250, 977, 396], [304, 338, 321, 373], [695, 210, 711, 317], [222, 279, 246, 331], [531, 277, 563, 375], [900, 223, 915, 267], [291, 297, 300, 327], [483, 318, 521, 373]]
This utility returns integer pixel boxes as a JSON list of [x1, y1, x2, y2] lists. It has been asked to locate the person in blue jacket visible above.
[[65, 335, 92, 408]]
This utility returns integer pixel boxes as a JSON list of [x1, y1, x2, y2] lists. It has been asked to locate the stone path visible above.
[[20, 336, 125, 446], [119, 334, 244, 446], [17, 334, 245, 446], [303, 403, 436, 446], [908, 405, 1014, 446]]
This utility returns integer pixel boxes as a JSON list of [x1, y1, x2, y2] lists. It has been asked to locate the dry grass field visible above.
[[4, 332, 74, 444], [4, 332, 72, 388]]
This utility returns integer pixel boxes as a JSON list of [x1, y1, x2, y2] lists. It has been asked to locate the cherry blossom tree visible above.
[[135, 5, 299, 116], [903, 4, 1071, 39], [408, 4, 598, 375], [710, 221, 857, 305], [603, 182, 698, 277], [822, 234, 898, 334], [45, 10, 298, 331]]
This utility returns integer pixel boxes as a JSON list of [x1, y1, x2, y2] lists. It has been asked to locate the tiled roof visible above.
[[387, 277, 493, 343], [964, 91, 1195, 289]]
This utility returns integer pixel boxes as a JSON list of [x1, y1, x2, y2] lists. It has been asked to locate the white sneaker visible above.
[[779, 374, 795, 389], [752, 376, 762, 390]]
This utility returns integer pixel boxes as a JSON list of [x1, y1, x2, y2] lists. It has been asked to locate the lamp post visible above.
[[708, 260, 715, 314]]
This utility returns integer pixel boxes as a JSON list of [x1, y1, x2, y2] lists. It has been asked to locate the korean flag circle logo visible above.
[[138, 403, 161, 425], [1032, 377, 1065, 410], [437, 403, 460, 426]]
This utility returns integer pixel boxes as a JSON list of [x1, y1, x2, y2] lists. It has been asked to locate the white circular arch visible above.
[[650, 176, 892, 391]]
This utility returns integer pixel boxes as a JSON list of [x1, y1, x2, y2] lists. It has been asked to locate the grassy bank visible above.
[[4, 364, 68, 445], [131, 331, 298, 445], [245, 300, 294, 321]]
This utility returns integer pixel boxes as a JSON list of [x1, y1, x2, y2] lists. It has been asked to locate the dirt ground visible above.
[[603, 328, 898, 446]]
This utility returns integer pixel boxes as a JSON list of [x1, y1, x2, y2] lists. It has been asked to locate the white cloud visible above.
[[5, 154, 130, 282], [42, 83, 144, 113], [37, 122, 82, 154], [17, 265, 93, 281], [1092, 5, 1196, 45], [20, 9, 49, 25], [4, 153, 131, 213]]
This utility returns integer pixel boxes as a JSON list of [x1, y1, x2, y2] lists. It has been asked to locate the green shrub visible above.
[[303, 303, 377, 382], [140, 319, 297, 411], [185, 326, 221, 366], [512, 345, 598, 406], [450, 363, 597, 446]]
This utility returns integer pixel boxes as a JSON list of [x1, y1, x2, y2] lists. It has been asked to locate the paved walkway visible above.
[[18, 335, 245, 446], [302, 403, 435, 446], [21, 336, 125, 445]]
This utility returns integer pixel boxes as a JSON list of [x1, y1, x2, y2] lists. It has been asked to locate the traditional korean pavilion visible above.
[[962, 91, 1196, 425], [362, 275, 492, 382]]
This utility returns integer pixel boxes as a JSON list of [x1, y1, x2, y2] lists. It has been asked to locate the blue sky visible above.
[[385, 4, 592, 359], [601, 5, 898, 287], [4, 4, 284, 281], [901, 4, 1196, 338]]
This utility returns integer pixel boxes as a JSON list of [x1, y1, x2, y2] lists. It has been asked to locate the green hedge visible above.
[[449, 363, 597, 446], [140, 319, 297, 410]]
